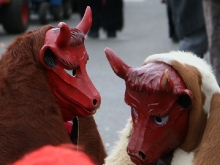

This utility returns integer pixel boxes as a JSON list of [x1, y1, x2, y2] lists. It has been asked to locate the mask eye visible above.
[[72, 69, 77, 77], [154, 115, 169, 125], [64, 69, 77, 77], [177, 94, 191, 108]]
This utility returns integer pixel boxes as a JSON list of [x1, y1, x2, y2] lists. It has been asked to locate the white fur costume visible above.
[[104, 51, 220, 165]]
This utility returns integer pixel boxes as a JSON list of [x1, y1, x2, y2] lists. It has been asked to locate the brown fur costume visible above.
[[0, 26, 106, 165]]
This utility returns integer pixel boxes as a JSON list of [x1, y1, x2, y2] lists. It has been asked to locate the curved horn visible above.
[[76, 6, 92, 34], [160, 69, 173, 91], [55, 22, 71, 47], [105, 47, 131, 80]]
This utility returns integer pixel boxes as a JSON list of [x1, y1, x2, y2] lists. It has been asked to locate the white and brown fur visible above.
[[104, 51, 220, 165]]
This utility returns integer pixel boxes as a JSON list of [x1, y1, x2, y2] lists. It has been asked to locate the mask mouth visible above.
[[127, 148, 147, 165], [128, 149, 174, 165], [129, 155, 146, 165], [57, 89, 97, 116], [67, 101, 97, 117]]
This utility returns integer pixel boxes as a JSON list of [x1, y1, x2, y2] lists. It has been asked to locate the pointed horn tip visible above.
[[104, 47, 116, 60], [161, 69, 169, 85], [85, 6, 92, 15], [164, 69, 169, 75], [55, 22, 71, 47], [86, 6, 92, 17], [58, 22, 71, 31], [58, 22, 66, 28], [75, 6, 92, 34], [104, 47, 112, 54], [82, 6, 92, 24]]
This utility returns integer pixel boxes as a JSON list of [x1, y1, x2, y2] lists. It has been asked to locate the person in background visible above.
[[163, 0, 208, 58], [76, 0, 124, 38], [202, 0, 220, 85]]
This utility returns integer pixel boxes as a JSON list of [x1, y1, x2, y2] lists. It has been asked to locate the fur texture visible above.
[[75, 117, 107, 165], [105, 118, 134, 165], [193, 93, 220, 165], [0, 26, 73, 165]]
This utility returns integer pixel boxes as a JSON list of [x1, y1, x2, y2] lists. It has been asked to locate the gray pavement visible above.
[[0, 0, 178, 153]]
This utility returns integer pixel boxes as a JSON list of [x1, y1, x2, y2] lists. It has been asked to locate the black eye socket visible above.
[[72, 69, 77, 77], [43, 49, 57, 68], [177, 94, 191, 108]]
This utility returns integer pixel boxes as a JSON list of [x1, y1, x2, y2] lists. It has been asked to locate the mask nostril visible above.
[[93, 99, 97, 106], [138, 151, 146, 160]]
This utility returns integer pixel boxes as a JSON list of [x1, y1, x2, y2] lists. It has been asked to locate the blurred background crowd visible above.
[[0, 0, 123, 38], [163, 0, 220, 85]]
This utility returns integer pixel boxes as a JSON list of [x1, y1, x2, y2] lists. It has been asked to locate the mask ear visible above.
[[177, 89, 193, 109], [39, 45, 57, 69], [104, 47, 131, 80]]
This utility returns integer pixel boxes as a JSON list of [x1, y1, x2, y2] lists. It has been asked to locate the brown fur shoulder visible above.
[[75, 116, 107, 165], [193, 93, 220, 165]]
